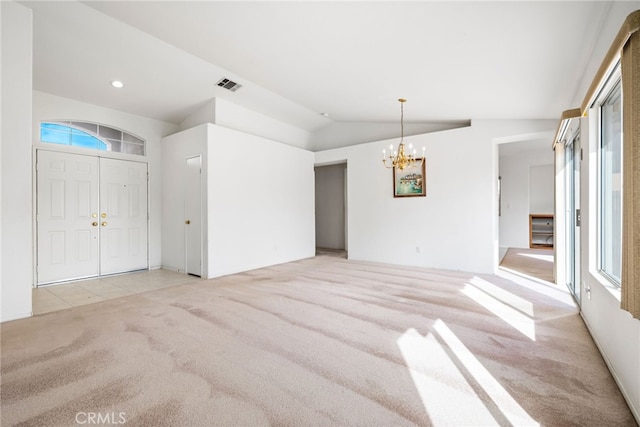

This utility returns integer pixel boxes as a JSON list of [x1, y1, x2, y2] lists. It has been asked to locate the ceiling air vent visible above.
[[216, 78, 242, 92]]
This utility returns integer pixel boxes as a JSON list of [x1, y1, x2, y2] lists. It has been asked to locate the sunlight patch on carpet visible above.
[[462, 282, 536, 340], [496, 268, 576, 307], [397, 327, 498, 426], [469, 276, 534, 316], [433, 321, 540, 427], [518, 252, 554, 263], [398, 323, 540, 427]]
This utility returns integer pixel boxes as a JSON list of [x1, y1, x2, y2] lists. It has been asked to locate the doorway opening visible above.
[[497, 137, 555, 279], [314, 162, 347, 258]]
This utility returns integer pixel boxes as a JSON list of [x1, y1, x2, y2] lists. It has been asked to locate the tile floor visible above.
[[32, 269, 203, 315]]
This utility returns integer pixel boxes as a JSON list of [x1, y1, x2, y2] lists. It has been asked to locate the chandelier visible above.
[[382, 99, 424, 170]]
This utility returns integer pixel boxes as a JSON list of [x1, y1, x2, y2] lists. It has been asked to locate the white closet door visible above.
[[99, 158, 148, 275], [185, 155, 202, 276], [37, 151, 100, 284]]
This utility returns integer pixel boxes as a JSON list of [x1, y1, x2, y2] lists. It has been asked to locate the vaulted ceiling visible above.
[[21, 1, 626, 150]]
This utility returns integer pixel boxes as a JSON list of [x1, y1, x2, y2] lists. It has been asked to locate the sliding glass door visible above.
[[564, 129, 581, 304]]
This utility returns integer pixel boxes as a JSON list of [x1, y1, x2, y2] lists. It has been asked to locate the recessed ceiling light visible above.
[[110, 80, 124, 89]]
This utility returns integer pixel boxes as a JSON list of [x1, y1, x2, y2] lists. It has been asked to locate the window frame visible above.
[[594, 66, 623, 287]]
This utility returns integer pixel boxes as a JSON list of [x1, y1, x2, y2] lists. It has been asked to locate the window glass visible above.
[[98, 126, 122, 140], [40, 123, 70, 146], [599, 81, 622, 285], [71, 121, 97, 134], [40, 121, 145, 156], [41, 123, 107, 150]]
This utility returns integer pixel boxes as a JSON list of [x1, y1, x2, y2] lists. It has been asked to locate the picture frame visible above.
[[393, 159, 426, 197]]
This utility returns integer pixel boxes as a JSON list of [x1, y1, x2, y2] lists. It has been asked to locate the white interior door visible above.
[[185, 156, 202, 276], [37, 151, 148, 284], [99, 158, 148, 275], [37, 151, 100, 284]]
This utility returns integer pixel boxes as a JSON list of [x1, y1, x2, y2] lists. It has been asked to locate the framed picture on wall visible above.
[[393, 159, 426, 197]]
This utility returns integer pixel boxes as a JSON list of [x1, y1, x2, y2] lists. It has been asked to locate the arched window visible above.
[[40, 121, 145, 156]]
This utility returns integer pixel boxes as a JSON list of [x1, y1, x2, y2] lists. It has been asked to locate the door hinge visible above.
[[576, 209, 581, 227]]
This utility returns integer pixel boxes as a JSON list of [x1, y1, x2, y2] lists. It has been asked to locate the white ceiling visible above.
[[21, 1, 621, 150]]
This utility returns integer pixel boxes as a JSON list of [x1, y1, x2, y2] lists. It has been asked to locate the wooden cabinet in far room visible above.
[[529, 214, 554, 249]]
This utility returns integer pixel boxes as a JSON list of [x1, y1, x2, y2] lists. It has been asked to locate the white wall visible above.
[[529, 164, 554, 214], [1, 1, 33, 322], [177, 97, 314, 150], [178, 99, 216, 131], [571, 1, 640, 109], [311, 121, 469, 151], [214, 98, 313, 150], [208, 124, 315, 277], [499, 148, 554, 248], [316, 119, 556, 274], [33, 91, 178, 270], [162, 123, 316, 279], [161, 124, 209, 275], [560, 4, 640, 421], [579, 114, 640, 420], [315, 163, 346, 250]]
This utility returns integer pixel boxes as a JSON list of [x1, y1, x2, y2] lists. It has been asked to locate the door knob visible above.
[[101, 222, 107, 226], [185, 220, 191, 225], [101, 213, 107, 218], [92, 222, 98, 227]]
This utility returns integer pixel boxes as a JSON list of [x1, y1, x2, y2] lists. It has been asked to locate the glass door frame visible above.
[[564, 126, 581, 304]]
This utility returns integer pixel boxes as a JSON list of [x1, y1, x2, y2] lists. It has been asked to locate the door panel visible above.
[[185, 156, 202, 276], [564, 130, 581, 304], [37, 151, 148, 284], [572, 136, 581, 303], [99, 158, 148, 275], [37, 151, 100, 284]]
